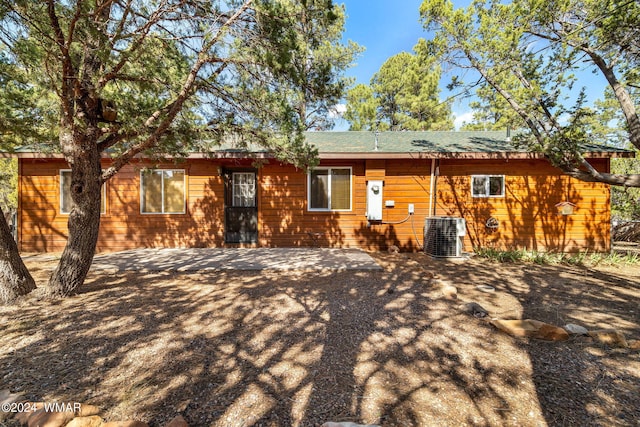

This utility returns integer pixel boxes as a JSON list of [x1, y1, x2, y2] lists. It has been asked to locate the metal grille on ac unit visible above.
[[424, 217, 466, 257]]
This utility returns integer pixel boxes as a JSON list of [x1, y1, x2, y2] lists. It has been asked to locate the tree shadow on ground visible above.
[[1, 254, 638, 426], [428, 257, 640, 426]]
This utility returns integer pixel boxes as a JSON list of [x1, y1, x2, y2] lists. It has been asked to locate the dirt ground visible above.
[[1, 253, 639, 427]]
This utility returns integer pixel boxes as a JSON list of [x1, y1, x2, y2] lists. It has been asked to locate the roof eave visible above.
[[583, 151, 635, 159], [186, 151, 271, 159], [318, 151, 634, 159], [320, 151, 536, 160], [8, 149, 633, 160], [4, 152, 66, 159]]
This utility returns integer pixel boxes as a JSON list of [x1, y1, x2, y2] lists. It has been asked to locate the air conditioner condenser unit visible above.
[[424, 217, 466, 258]]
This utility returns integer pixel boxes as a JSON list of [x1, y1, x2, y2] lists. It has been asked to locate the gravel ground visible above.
[[1, 253, 639, 427]]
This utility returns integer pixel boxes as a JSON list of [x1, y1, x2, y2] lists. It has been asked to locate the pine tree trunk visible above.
[[0, 204, 36, 304], [47, 150, 103, 297]]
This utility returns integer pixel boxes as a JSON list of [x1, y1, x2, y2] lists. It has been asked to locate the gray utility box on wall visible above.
[[424, 217, 466, 257], [366, 180, 384, 221]]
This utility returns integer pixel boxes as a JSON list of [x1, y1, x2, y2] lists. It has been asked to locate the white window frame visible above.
[[307, 166, 353, 212], [471, 175, 505, 198], [60, 170, 106, 215], [140, 169, 186, 214]]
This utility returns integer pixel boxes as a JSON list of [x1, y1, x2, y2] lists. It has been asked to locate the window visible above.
[[141, 169, 186, 214], [308, 167, 352, 211], [60, 170, 106, 214], [472, 175, 505, 198], [232, 172, 256, 207]]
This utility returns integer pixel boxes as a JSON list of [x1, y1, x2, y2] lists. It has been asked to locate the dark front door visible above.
[[224, 170, 258, 243]]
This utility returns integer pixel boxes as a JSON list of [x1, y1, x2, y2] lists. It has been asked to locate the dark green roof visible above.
[[306, 131, 517, 153], [304, 131, 633, 159], [6, 131, 633, 159]]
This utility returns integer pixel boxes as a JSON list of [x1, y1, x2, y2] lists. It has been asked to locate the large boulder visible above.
[[102, 421, 149, 427], [76, 404, 101, 417], [490, 319, 569, 341], [321, 423, 380, 427], [65, 416, 105, 427], [26, 407, 74, 427]]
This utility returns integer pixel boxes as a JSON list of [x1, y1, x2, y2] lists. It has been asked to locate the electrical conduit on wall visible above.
[[429, 158, 436, 217]]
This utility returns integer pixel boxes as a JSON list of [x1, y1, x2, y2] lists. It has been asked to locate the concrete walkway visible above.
[[89, 248, 382, 272]]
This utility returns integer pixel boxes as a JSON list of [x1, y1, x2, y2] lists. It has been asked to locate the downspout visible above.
[[428, 158, 436, 217]]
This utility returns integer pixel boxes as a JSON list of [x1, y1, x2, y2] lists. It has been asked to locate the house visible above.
[[11, 131, 631, 254]]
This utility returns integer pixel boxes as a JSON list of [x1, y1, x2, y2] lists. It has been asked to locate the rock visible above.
[[102, 421, 149, 427], [460, 302, 489, 318], [321, 423, 380, 427], [175, 399, 191, 413], [564, 323, 588, 335], [66, 415, 105, 427], [537, 323, 571, 341], [165, 415, 189, 427], [587, 329, 628, 348], [628, 340, 640, 350], [14, 402, 44, 425], [490, 319, 569, 341], [27, 407, 74, 427], [10, 402, 100, 427], [76, 404, 101, 417], [387, 245, 400, 254], [441, 285, 458, 300]]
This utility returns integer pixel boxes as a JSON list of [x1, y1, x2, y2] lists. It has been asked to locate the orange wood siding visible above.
[[258, 159, 431, 250], [19, 159, 66, 252], [18, 156, 611, 253], [19, 159, 228, 252], [435, 158, 611, 252]]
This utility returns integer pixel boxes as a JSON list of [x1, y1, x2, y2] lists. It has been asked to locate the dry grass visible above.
[[1, 253, 639, 426]]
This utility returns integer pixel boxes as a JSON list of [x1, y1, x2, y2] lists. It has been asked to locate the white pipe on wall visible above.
[[428, 158, 436, 217]]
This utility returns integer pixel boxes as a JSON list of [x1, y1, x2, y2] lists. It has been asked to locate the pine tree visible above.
[[421, 0, 640, 186], [0, 0, 360, 299], [345, 43, 452, 131]]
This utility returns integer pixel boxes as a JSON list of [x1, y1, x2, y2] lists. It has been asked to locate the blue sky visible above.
[[334, 0, 470, 130], [334, 0, 608, 131], [340, 0, 426, 86]]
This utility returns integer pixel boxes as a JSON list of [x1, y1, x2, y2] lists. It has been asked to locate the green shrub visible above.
[[474, 247, 639, 267]]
